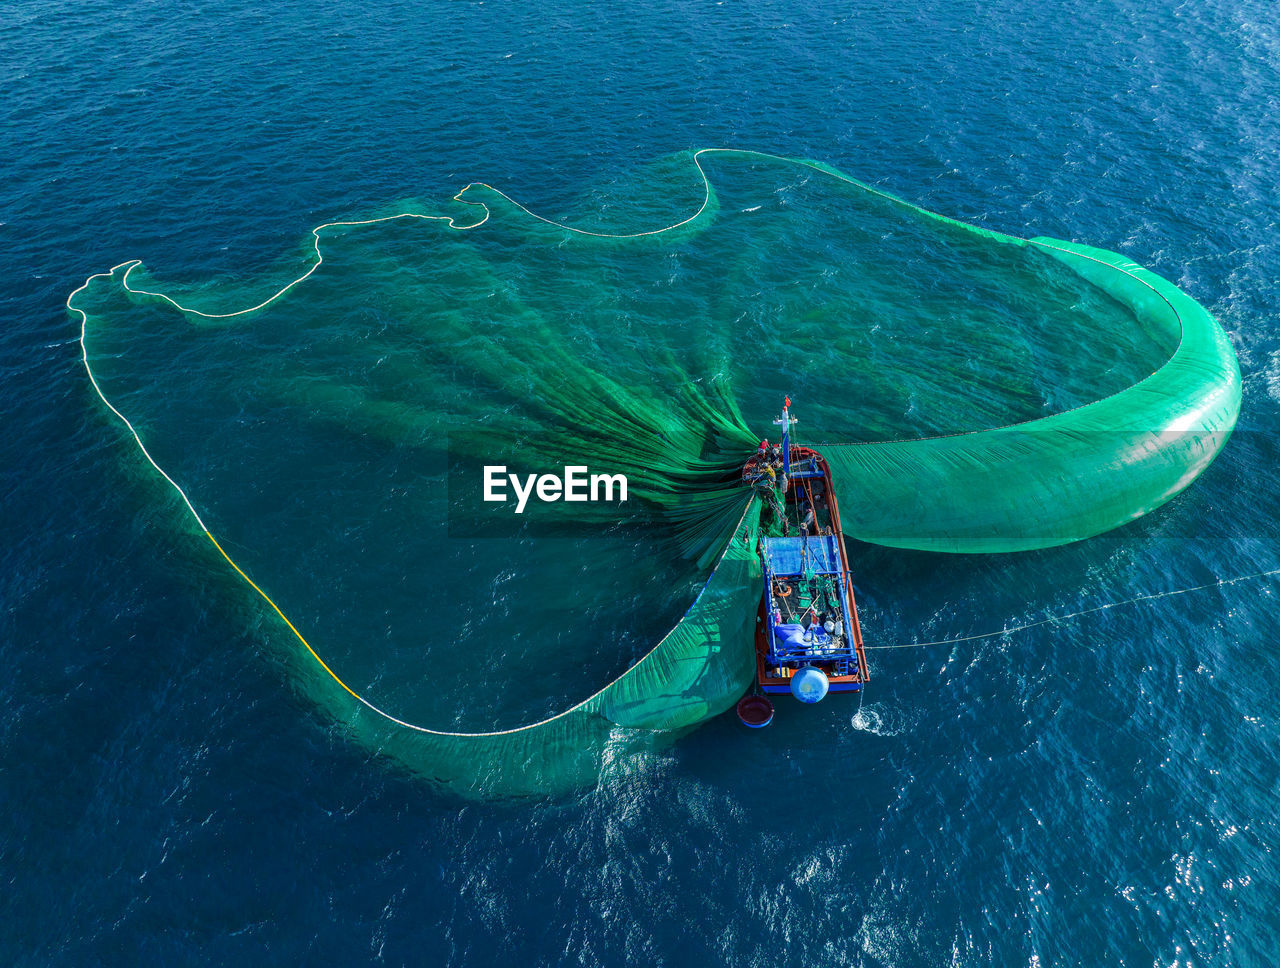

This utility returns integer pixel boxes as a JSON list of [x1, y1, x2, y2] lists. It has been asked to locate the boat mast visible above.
[[774, 396, 796, 480]]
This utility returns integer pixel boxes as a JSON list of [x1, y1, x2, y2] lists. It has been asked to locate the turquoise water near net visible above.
[[4, 0, 1279, 964], [74, 151, 1175, 731]]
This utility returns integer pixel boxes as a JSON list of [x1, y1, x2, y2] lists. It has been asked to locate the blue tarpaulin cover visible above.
[[760, 535, 842, 577]]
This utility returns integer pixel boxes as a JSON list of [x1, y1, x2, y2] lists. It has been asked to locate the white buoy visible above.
[[790, 666, 829, 703]]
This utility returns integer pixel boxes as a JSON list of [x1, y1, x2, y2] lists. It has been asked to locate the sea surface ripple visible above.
[[2, 0, 1278, 964]]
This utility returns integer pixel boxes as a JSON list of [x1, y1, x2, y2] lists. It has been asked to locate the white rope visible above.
[[95, 148, 1013, 317], [872, 568, 1280, 651], [69, 263, 209, 530]]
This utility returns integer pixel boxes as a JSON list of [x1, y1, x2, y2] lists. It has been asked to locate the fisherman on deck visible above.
[[799, 497, 817, 536]]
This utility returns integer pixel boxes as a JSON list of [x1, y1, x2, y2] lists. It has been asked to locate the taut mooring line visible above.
[[871, 567, 1280, 651]]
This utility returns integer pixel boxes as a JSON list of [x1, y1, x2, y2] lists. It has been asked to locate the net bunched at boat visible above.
[[70, 150, 1241, 796]]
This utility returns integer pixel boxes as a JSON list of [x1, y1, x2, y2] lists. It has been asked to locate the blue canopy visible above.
[[760, 535, 842, 577]]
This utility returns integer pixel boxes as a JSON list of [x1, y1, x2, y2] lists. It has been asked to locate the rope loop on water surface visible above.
[[68, 150, 798, 740], [67, 148, 1249, 734], [70, 266, 623, 739], [73, 249, 760, 739], [871, 567, 1280, 651]]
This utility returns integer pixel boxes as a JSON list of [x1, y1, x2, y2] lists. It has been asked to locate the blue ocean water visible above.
[[3, 0, 1279, 964]]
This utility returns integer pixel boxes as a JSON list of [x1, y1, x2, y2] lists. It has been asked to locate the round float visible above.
[[790, 666, 830, 704]]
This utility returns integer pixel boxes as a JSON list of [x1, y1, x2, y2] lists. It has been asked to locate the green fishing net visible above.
[[70, 150, 1240, 795]]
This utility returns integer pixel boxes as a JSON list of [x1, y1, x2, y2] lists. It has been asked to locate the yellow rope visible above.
[[203, 531, 362, 699]]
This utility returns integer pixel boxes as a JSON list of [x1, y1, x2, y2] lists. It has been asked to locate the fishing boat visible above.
[[739, 400, 869, 717]]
